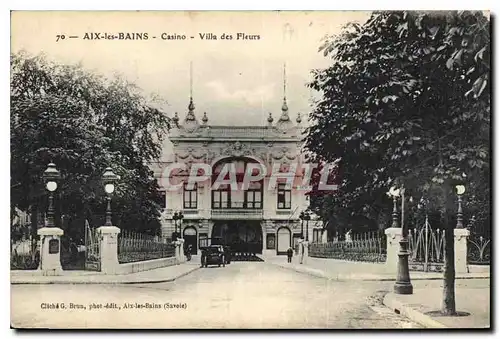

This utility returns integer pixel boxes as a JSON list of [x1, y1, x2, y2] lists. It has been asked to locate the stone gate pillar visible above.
[[175, 239, 185, 263], [97, 226, 120, 274], [302, 241, 309, 264], [454, 228, 470, 273], [37, 227, 64, 276], [385, 227, 402, 273], [298, 238, 304, 264]]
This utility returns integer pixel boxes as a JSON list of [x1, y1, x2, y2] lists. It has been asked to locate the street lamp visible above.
[[456, 185, 465, 229], [42, 163, 61, 227], [178, 211, 184, 239], [172, 212, 179, 241], [102, 167, 119, 226], [388, 186, 400, 228], [418, 196, 429, 214], [388, 186, 413, 295], [172, 211, 184, 239], [299, 211, 305, 239]]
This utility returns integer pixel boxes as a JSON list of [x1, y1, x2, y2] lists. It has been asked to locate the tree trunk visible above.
[[10, 206, 16, 257], [30, 203, 38, 238], [30, 203, 39, 262], [442, 184, 457, 315]]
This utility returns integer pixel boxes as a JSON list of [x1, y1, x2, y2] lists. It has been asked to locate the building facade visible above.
[[151, 96, 325, 256]]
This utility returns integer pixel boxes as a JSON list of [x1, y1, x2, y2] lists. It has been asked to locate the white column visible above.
[[175, 239, 185, 263], [298, 238, 304, 264], [37, 227, 64, 276], [321, 230, 328, 243], [454, 228, 470, 274], [97, 226, 121, 274], [302, 241, 309, 264], [174, 241, 181, 261], [385, 227, 402, 273]]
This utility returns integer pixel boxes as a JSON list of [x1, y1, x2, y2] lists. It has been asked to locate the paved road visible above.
[[11, 262, 420, 329]]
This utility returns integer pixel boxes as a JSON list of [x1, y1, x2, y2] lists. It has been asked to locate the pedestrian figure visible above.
[[286, 246, 293, 263], [200, 249, 206, 267], [185, 244, 193, 261]]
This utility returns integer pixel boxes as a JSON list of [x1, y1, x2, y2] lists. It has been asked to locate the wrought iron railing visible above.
[[85, 222, 101, 271], [11, 236, 40, 270], [309, 232, 387, 263], [467, 234, 490, 265], [118, 230, 176, 264], [408, 217, 445, 272]]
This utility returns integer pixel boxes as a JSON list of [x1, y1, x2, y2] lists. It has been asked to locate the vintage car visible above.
[[200, 245, 226, 267]]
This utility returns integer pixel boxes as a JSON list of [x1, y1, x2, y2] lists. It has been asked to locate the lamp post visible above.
[[43, 163, 61, 227], [172, 212, 184, 240], [388, 186, 413, 295], [455, 185, 465, 229], [102, 167, 119, 226], [178, 212, 184, 239], [304, 211, 311, 242], [299, 211, 305, 239], [389, 186, 400, 228], [418, 196, 430, 217], [173, 212, 179, 241]]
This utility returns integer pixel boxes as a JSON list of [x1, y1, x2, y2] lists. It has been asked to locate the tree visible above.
[[11, 51, 170, 237], [305, 11, 490, 315]]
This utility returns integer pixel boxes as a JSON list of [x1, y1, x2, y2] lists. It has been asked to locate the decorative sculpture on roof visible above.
[[182, 61, 201, 133], [220, 141, 254, 157], [182, 97, 201, 133], [173, 112, 179, 126], [267, 112, 274, 126], [275, 63, 295, 132]]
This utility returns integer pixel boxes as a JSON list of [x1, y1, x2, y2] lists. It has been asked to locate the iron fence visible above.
[[309, 231, 387, 262], [467, 234, 490, 265], [408, 217, 445, 272], [85, 221, 101, 271], [11, 236, 40, 270], [118, 230, 176, 264]]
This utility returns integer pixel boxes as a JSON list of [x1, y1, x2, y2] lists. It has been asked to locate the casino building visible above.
[[150, 79, 325, 256]]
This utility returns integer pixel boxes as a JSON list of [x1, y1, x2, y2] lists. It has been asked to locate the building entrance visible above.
[[183, 227, 198, 255], [277, 227, 292, 255], [211, 221, 263, 255]]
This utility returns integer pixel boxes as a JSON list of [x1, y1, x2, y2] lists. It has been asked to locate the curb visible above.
[[383, 293, 448, 328], [11, 266, 201, 285], [268, 262, 490, 282]]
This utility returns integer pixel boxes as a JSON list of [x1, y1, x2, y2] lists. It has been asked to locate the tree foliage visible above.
[[305, 10, 490, 236], [11, 51, 170, 238], [305, 10, 490, 316]]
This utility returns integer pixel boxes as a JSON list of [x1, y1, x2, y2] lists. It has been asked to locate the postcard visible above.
[[10, 10, 491, 329]]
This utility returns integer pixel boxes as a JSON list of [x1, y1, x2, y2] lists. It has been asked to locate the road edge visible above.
[[382, 293, 448, 329], [10, 266, 201, 285], [266, 261, 490, 282]]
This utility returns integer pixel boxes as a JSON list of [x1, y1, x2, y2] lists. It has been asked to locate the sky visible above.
[[10, 11, 372, 126]]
